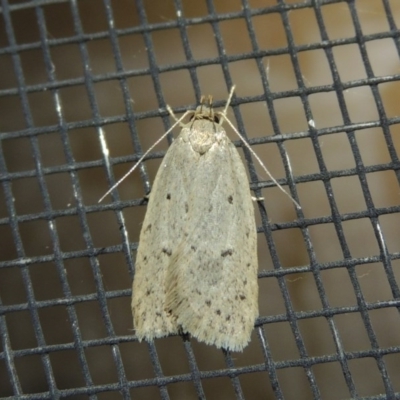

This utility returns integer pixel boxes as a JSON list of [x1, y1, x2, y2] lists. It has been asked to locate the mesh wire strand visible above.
[[0, 0, 400, 399]]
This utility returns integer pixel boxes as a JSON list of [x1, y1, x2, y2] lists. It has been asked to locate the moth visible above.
[[131, 93, 259, 352]]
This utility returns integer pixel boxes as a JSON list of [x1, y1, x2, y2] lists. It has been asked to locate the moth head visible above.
[[191, 95, 220, 123]]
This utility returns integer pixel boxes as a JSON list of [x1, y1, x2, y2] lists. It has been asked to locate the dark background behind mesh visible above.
[[1, 0, 400, 399]]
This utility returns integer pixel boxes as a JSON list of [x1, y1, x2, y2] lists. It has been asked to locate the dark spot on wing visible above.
[[185, 202, 189, 213], [209, 204, 213, 212], [226, 315, 231, 321], [216, 309, 221, 316], [221, 249, 233, 257], [144, 224, 152, 233], [166, 193, 171, 200], [228, 195, 233, 204], [177, 299, 183, 307], [205, 300, 211, 307], [191, 245, 197, 251], [239, 295, 246, 300], [162, 248, 172, 256]]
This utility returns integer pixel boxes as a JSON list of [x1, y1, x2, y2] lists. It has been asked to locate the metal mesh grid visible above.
[[1, 0, 400, 399]]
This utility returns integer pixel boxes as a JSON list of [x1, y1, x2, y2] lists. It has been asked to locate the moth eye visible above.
[[214, 115, 220, 123]]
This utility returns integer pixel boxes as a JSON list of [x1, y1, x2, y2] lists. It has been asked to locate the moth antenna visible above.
[[99, 109, 191, 203], [168, 105, 186, 128], [220, 85, 236, 123], [221, 85, 300, 209], [223, 116, 301, 209]]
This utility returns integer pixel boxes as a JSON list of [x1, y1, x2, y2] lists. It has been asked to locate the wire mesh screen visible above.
[[1, 0, 400, 399]]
